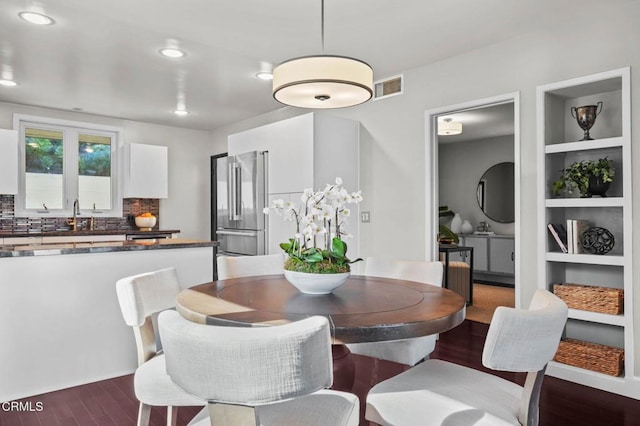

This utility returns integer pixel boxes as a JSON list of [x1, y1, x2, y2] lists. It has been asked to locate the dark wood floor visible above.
[[3, 320, 640, 425]]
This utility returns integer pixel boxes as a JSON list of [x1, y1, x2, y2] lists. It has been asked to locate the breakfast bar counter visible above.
[[0, 238, 218, 257], [0, 237, 216, 402]]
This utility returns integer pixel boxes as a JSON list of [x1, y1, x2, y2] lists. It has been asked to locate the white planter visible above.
[[284, 270, 350, 295]]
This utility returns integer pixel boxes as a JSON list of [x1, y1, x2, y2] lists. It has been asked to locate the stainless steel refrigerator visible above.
[[211, 151, 268, 257]]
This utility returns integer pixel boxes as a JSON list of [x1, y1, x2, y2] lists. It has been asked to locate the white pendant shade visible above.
[[438, 118, 463, 135], [273, 55, 373, 109]]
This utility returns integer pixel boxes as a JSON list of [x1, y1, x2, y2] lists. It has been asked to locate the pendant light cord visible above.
[[320, 0, 325, 53]]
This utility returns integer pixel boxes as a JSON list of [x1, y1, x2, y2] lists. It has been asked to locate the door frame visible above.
[[424, 92, 521, 307]]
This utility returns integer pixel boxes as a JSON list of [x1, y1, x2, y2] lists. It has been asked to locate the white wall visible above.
[[211, 2, 640, 311], [0, 102, 211, 239], [439, 135, 514, 236]]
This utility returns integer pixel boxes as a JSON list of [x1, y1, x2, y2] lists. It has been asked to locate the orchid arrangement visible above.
[[264, 177, 363, 274]]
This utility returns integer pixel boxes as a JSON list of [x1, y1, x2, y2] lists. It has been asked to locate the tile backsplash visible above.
[[0, 195, 159, 233]]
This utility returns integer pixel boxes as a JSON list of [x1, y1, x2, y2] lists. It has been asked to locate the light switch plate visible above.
[[361, 211, 370, 223]]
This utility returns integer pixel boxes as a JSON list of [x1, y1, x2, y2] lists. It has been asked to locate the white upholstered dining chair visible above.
[[217, 253, 285, 280], [347, 258, 444, 366], [158, 310, 359, 426], [116, 267, 204, 426], [365, 289, 568, 426]]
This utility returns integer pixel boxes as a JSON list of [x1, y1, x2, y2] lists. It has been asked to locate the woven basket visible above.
[[553, 283, 623, 315], [554, 339, 624, 376]]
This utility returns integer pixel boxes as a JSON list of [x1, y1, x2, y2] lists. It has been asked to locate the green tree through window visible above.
[[79, 142, 111, 176], [25, 137, 63, 174]]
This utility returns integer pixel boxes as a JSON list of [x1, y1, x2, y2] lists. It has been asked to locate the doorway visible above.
[[425, 93, 521, 314]]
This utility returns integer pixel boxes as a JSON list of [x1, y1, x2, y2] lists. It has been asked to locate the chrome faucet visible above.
[[67, 199, 80, 231]]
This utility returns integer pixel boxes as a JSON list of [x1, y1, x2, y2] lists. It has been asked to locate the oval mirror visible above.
[[476, 162, 514, 223]]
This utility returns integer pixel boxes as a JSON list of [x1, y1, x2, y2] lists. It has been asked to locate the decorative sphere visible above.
[[581, 227, 615, 255]]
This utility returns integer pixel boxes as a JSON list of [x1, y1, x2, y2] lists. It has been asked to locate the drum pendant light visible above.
[[272, 0, 373, 109]]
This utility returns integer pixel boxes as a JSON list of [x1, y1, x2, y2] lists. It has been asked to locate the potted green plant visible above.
[[552, 157, 614, 198], [264, 177, 363, 294]]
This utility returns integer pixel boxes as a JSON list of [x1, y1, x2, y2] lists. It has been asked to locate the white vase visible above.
[[284, 270, 350, 295], [461, 219, 473, 234], [450, 213, 462, 234]]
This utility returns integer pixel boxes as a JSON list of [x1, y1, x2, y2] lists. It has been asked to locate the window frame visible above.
[[13, 114, 123, 218]]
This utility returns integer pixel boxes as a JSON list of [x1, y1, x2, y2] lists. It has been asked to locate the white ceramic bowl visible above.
[[284, 270, 350, 295], [135, 216, 157, 230]]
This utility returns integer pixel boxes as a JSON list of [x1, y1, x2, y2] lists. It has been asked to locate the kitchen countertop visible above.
[[0, 238, 218, 258], [0, 229, 180, 237]]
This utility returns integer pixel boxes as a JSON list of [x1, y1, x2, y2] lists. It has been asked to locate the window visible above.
[[14, 114, 122, 217]]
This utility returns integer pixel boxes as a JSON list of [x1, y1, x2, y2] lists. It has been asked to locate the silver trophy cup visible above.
[[571, 101, 603, 141]]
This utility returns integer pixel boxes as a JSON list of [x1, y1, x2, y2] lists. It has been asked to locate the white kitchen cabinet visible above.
[[124, 143, 168, 199], [537, 67, 635, 398], [230, 113, 360, 258], [228, 112, 359, 195], [0, 129, 18, 195]]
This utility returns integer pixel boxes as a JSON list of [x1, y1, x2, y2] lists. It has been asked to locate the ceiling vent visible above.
[[373, 74, 403, 100]]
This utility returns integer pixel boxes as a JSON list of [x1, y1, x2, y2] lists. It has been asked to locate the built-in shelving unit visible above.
[[536, 67, 636, 398]]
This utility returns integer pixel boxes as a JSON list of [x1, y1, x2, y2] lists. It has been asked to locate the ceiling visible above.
[[0, 0, 622, 132]]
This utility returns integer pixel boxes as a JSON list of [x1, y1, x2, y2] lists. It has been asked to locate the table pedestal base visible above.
[[331, 345, 355, 392]]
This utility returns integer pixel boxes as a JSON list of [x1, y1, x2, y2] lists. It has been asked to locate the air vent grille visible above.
[[374, 75, 403, 100]]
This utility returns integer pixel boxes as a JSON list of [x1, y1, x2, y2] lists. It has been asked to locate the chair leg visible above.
[[137, 402, 151, 426], [519, 367, 546, 426], [209, 402, 257, 426], [167, 406, 178, 426]]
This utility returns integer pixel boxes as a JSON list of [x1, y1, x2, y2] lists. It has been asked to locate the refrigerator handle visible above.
[[229, 162, 242, 220], [227, 162, 235, 221]]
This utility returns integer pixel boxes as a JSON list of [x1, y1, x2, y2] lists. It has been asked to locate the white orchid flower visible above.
[[313, 225, 327, 236], [271, 178, 362, 256], [301, 188, 314, 202], [302, 225, 313, 236], [351, 191, 363, 203], [338, 188, 351, 204]]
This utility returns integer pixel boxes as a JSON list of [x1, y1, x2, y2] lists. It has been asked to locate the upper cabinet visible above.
[[0, 129, 18, 194], [537, 67, 634, 398], [123, 143, 168, 199], [228, 113, 359, 194]]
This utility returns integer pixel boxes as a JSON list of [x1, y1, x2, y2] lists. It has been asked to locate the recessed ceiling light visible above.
[[256, 72, 273, 81], [160, 48, 185, 59], [18, 11, 54, 25], [173, 109, 189, 116], [0, 79, 18, 87]]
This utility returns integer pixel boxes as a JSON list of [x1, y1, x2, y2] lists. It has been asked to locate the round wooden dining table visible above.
[[176, 274, 466, 391]]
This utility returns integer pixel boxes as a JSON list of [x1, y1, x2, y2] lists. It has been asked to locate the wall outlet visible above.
[[361, 211, 371, 223]]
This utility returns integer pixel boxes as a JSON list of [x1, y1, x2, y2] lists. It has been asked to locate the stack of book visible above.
[[548, 220, 590, 254]]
